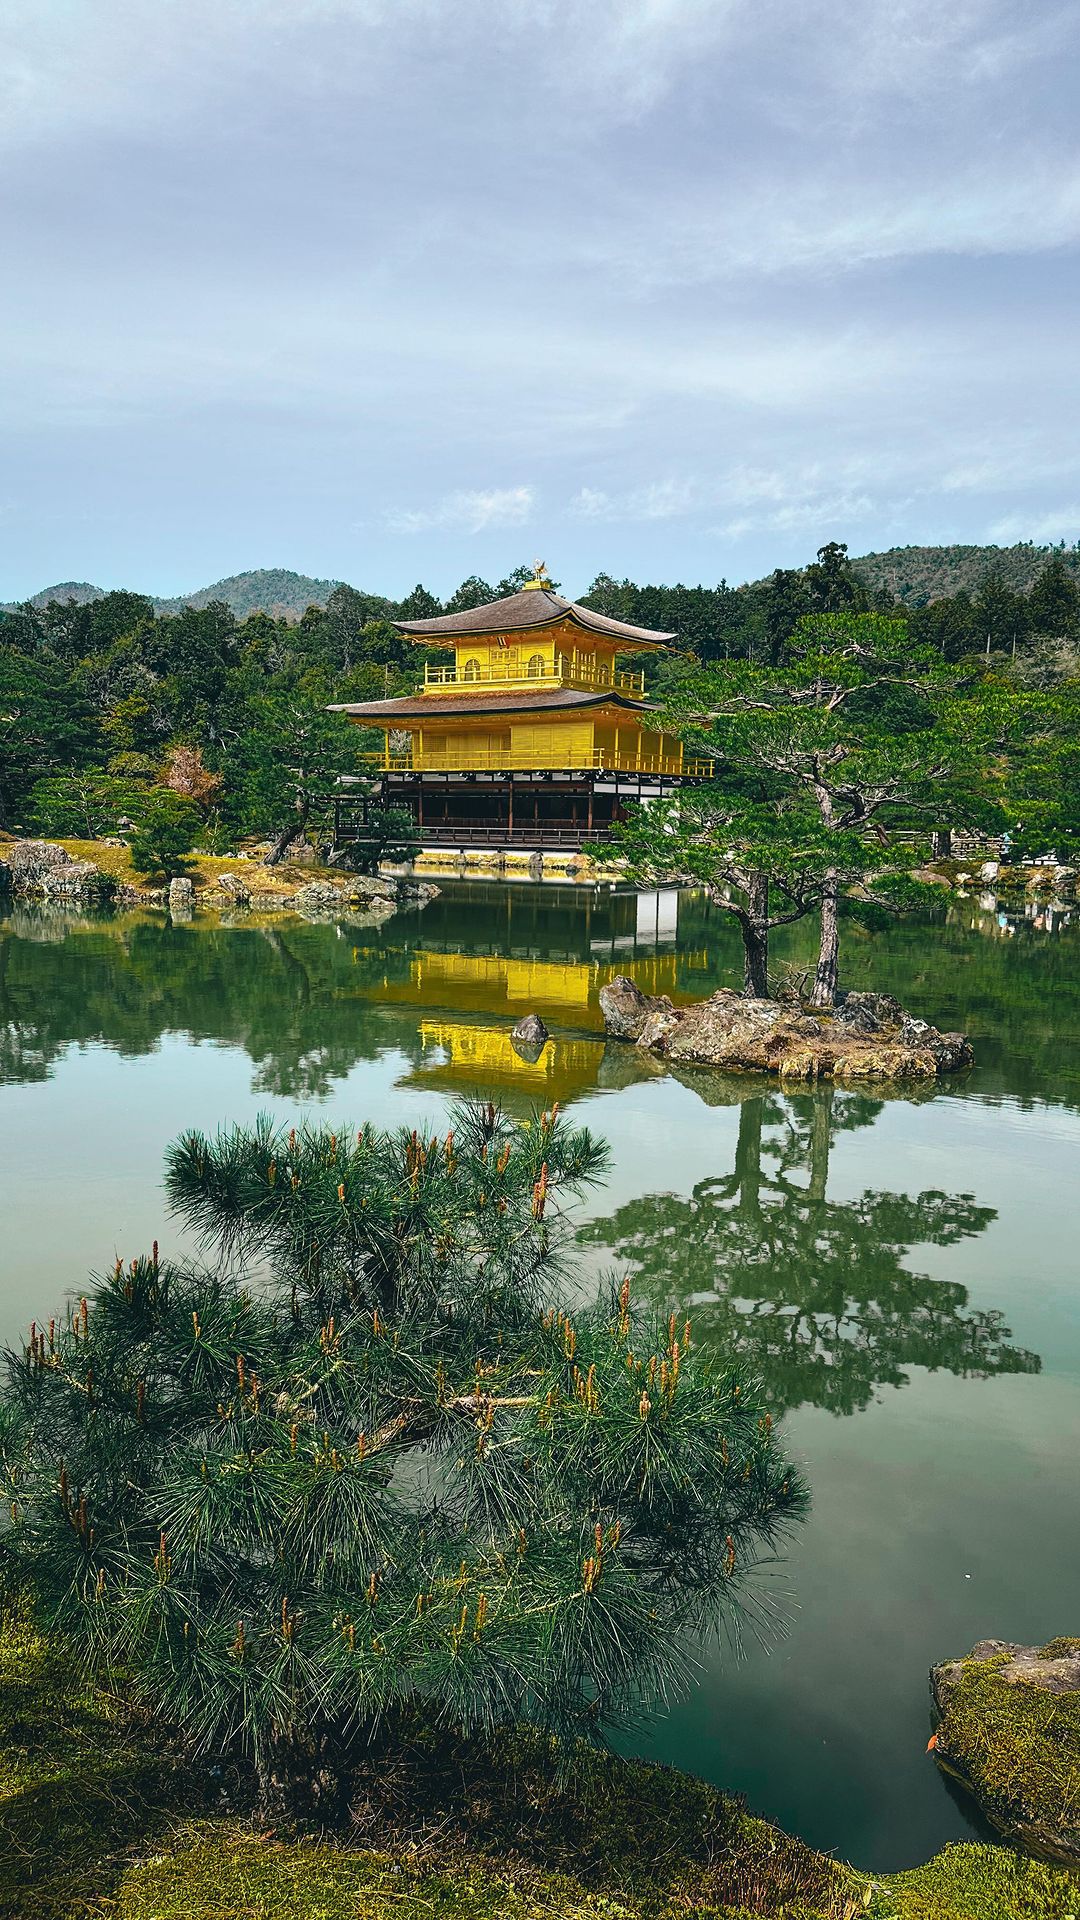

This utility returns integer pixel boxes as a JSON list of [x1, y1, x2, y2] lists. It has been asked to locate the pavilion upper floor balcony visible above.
[[358, 744, 714, 777], [421, 658, 646, 698]]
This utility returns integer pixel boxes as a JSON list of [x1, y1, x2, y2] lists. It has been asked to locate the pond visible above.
[[2, 880, 1079, 1872]]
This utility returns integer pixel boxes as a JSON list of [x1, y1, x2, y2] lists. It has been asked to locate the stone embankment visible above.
[[0, 840, 437, 920], [930, 1638, 1080, 1863], [599, 978, 973, 1082]]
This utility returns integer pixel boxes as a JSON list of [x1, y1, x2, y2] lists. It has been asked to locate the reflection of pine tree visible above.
[[580, 1091, 1039, 1416]]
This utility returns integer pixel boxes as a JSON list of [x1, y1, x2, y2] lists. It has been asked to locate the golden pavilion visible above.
[[330, 565, 711, 849]]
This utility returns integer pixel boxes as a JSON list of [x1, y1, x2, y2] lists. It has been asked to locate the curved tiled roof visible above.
[[395, 587, 673, 648], [328, 688, 655, 721]]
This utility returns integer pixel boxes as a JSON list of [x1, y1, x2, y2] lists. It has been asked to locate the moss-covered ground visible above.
[[2, 1615, 1077, 1920], [51, 837, 340, 899]]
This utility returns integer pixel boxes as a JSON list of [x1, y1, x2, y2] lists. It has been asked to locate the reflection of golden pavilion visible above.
[[406, 1021, 604, 1105], [351, 947, 703, 1030], [347, 943, 707, 1106]]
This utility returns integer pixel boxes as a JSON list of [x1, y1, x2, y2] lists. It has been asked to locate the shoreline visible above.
[[0, 835, 438, 921]]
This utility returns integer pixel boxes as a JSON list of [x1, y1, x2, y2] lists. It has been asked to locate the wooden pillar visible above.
[[586, 780, 594, 832], [507, 781, 514, 840]]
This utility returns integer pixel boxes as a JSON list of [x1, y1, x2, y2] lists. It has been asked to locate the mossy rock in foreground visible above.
[[2, 1613, 1078, 1920], [932, 1638, 1080, 1864]]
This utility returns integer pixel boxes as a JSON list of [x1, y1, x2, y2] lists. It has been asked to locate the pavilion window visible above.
[[526, 653, 545, 678], [463, 658, 482, 682]]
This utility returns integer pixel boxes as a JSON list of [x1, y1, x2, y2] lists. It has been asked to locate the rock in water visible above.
[[597, 977, 973, 1083], [511, 1013, 549, 1048], [168, 876, 195, 916], [511, 1013, 550, 1065], [930, 1639, 1080, 1862]]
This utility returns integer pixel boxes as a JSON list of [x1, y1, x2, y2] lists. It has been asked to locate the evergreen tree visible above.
[[1029, 555, 1080, 640], [397, 584, 443, 622], [803, 543, 868, 614], [0, 1106, 806, 1816], [239, 694, 361, 862], [128, 792, 200, 879], [445, 576, 495, 613], [606, 789, 827, 997], [624, 614, 1001, 1007], [761, 568, 810, 666], [0, 649, 98, 827]]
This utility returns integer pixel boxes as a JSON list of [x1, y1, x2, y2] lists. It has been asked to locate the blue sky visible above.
[[2, 0, 1079, 601]]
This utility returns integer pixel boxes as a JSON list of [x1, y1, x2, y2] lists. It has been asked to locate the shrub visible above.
[[128, 793, 200, 879], [0, 1104, 807, 1818]]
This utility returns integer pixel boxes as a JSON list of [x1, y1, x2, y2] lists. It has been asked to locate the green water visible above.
[[2, 882, 1079, 1871]]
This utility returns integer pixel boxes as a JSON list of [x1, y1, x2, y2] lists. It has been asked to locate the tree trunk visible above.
[[809, 872, 840, 1009], [931, 828, 952, 859], [741, 872, 770, 997], [258, 1721, 350, 1828], [267, 793, 309, 866]]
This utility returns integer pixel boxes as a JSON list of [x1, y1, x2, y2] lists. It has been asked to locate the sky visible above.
[[2, 0, 1079, 602]]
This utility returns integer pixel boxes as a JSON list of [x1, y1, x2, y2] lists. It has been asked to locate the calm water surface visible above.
[[2, 882, 1079, 1871]]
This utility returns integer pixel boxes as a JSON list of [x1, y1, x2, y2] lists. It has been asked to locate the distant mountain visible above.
[[7, 567, 344, 621], [19, 580, 109, 610], [848, 543, 1080, 606], [153, 568, 344, 619], [13, 543, 1080, 623]]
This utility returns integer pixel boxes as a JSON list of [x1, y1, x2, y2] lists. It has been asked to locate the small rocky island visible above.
[[599, 977, 973, 1082], [930, 1639, 1080, 1863]]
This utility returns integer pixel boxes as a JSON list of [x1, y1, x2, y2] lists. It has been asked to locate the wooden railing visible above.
[[422, 660, 646, 697], [358, 747, 713, 777]]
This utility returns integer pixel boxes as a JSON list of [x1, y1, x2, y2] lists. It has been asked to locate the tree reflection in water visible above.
[[579, 1088, 1040, 1416]]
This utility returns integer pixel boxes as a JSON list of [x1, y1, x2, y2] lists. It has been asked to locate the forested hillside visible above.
[[11, 542, 1080, 623], [154, 568, 345, 618], [849, 543, 1080, 605], [6, 568, 345, 621]]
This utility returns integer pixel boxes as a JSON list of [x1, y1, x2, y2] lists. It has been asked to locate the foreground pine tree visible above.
[[0, 1103, 806, 1818]]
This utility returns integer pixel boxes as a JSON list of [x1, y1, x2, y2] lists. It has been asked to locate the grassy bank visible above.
[[53, 838, 341, 899], [2, 1616, 1075, 1920], [0, 832, 389, 906]]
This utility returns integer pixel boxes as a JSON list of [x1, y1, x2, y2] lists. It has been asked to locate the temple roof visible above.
[[394, 586, 673, 649], [329, 688, 654, 722]]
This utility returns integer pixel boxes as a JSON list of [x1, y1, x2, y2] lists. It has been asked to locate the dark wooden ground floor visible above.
[[334, 769, 695, 851]]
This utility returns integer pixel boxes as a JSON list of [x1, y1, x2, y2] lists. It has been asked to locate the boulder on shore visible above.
[[598, 977, 973, 1082], [930, 1639, 1080, 1863], [4, 839, 116, 905]]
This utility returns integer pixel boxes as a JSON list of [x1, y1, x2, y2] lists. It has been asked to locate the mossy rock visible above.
[[931, 1639, 1080, 1864]]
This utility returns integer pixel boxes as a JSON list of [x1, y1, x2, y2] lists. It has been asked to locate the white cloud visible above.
[[988, 508, 1080, 544], [568, 479, 699, 522], [388, 486, 534, 535], [568, 488, 614, 519]]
